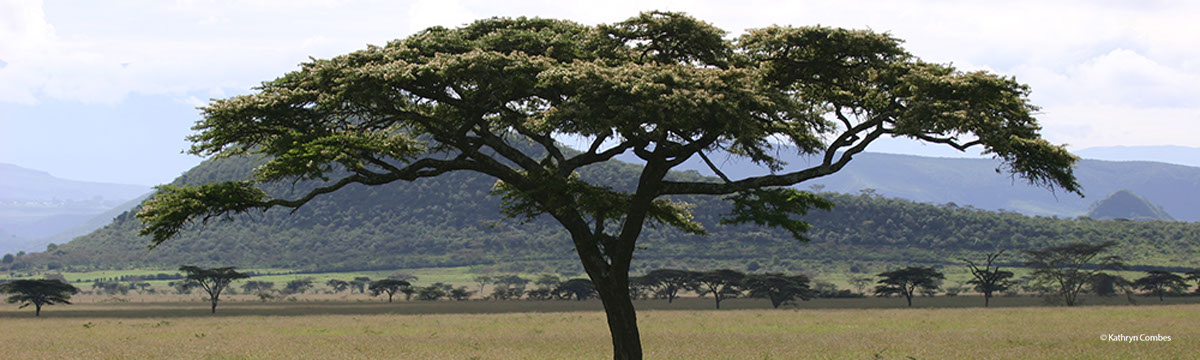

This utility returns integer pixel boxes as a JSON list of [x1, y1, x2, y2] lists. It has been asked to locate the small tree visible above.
[[0, 279, 78, 316], [640, 269, 693, 303], [1133, 270, 1188, 302], [743, 273, 813, 308], [350, 277, 371, 294], [875, 267, 944, 307], [368, 279, 411, 303], [472, 275, 493, 295], [242, 280, 275, 294], [418, 284, 448, 301], [962, 250, 1014, 307], [448, 286, 473, 301], [326, 279, 350, 293], [691, 269, 744, 309], [1186, 270, 1200, 293], [283, 278, 315, 295], [1024, 241, 1124, 306], [179, 265, 249, 313], [848, 276, 873, 295], [556, 278, 597, 300]]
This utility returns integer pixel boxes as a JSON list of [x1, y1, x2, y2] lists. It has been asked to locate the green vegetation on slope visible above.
[[12, 155, 1200, 273]]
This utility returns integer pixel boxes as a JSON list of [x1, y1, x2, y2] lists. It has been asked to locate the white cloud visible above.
[[0, 0, 1197, 151]]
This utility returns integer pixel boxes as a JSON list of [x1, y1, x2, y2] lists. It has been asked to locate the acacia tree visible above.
[[326, 279, 350, 293], [640, 269, 694, 303], [961, 250, 1014, 307], [135, 12, 1079, 359], [692, 269, 745, 309], [1133, 270, 1188, 302], [743, 273, 813, 308], [179, 265, 249, 313], [556, 278, 598, 300], [1186, 270, 1200, 293], [369, 279, 411, 303], [874, 267, 944, 307], [1024, 241, 1125, 306], [0, 279, 78, 316]]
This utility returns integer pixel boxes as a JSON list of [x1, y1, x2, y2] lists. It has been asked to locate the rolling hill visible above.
[[10, 153, 1199, 274]]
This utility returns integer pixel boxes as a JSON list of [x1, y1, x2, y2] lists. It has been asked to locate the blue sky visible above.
[[1, 0, 1198, 185]]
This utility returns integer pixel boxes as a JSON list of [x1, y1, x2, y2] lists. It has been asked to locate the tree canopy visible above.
[[874, 266, 944, 307], [180, 265, 249, 313], [136, 11, 1079, 359], [1024, 241, 1125, 306], [0, 279, 78, 316]]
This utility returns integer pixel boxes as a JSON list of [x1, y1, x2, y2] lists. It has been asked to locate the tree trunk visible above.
[[35, 303, 41, 317], [593, 274, 642, 360], [905, 293, 912, 307], [211, 299, 218, 314], [984, 294, 990, 307]]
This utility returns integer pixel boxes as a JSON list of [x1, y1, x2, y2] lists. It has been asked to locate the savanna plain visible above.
[[2, 295, 1196, 359]]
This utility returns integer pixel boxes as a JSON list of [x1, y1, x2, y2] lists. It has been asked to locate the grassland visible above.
[[1, 297, 1196, 359]]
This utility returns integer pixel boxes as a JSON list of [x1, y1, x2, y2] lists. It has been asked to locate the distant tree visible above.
[[848, 276, 873, 295], [743, 273, 812, 308], [448, 286, 473, 301], [283, 278, 315, 295], [961, 250, 1014, 307], [1024, 241, 1124, 306], [169, 280, 199, 295], [242, 281, 275, 294], [350, 277, 371, 294], [640, 269, 694, 303], [556, 278, 597, 301], [1134, 270, 1188, 302], [691, 269, 744, 309], [134, 282, 152, 294], [387, 272, 419, 282], [0, 279, 78, 316], [400, 286, 417, 301], [535, 274, 562, 290], [874, 267, 944, 307], [1, 253, 14, 265], [472, 275, 493, 295], [418, 284, 448, 301], [179, 265, 249, 313], [326, 279, 350, 293], [1186, 270, 1200, 293], [368, 279, 411, 303], [525, 288, 555, 300], [628, 276, 655, 300]]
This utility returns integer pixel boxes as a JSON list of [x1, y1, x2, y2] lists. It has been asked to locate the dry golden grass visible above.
[[0, 298, 1195, 359]]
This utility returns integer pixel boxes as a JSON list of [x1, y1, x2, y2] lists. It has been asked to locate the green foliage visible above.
[[1024, 242, 1125, 306], [180, 265, 249, 313], [0, 279, 78, 316], [721, 188, 833, 241], [1133, 270, 1188, 301], [368, 279, 411, 302], [743, 273, 813, 308], [874, 266, 944, 307]]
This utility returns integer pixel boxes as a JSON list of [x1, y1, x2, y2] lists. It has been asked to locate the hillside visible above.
[[1087, 190, 1175, 221], [618, 151, 1200, 221], [12, 155, 1200, 274]]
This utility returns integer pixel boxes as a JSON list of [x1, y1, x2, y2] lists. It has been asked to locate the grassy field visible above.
[[1, 297, 1196, 359]]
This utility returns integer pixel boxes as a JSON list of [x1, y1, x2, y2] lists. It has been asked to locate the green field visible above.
[[1, 297, 1196, 359]]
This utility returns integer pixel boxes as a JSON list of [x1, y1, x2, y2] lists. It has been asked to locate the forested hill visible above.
[[16, 154, 1200, 273]]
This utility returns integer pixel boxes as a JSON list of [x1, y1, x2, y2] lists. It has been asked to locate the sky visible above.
[[1, 0, 1198, 186]]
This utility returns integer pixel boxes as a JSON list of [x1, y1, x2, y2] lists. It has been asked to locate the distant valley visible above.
[[0, 163, 150, 254]]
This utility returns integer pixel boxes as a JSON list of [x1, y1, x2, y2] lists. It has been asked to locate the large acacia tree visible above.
[[137, 12, 1079, 359]]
